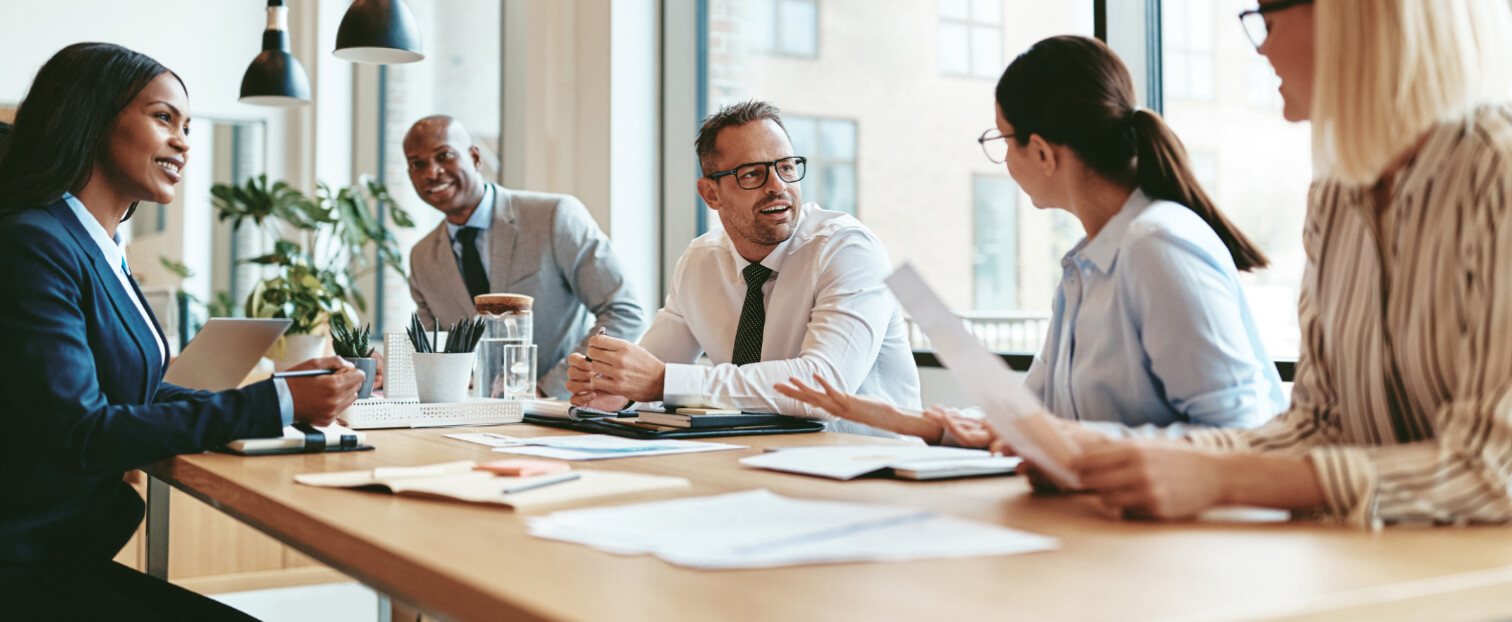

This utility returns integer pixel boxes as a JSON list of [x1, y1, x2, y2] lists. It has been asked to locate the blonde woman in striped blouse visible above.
[[1070, 0, 1512, 528]]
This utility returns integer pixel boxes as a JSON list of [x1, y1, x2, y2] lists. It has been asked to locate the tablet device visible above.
[[162, 318, 293, 391]]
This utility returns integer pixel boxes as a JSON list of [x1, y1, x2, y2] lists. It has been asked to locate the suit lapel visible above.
[[429, 224, 474, 325], [489, 185, 518, 291], [48, 200, 161, 401]]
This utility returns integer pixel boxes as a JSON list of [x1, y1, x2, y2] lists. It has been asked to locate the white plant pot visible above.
[[271, 333, 330, 372], [411, 352, 476, 404]]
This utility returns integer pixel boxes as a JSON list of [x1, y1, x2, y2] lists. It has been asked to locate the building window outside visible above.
[[1161, 0, 1309, 358], [745, 0, 819, 58], [939, 0, 1004, 79], [1163, 0, 1215, 101], [786, 116, 858, 216], [701, 0, 1093, 353], [972, 175, 1018, 309]]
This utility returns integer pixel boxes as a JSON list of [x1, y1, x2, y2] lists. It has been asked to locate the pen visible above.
[[273, 369, 340, 379], [585, 327, 607, 363], [501, 472, 581, 495]]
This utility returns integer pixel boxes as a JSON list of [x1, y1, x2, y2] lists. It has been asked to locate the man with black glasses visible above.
[[565, 100, 919, 436]]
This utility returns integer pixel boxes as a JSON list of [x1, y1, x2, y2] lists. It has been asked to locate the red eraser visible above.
[[473, 459, 571, 477]]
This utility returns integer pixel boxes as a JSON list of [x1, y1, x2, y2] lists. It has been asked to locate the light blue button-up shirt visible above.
[[444, 185, 495, 280], [1023, 189, 1285, 437]]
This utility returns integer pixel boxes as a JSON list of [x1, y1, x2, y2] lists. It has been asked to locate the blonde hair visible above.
[[1312, 0, 1512, 184]]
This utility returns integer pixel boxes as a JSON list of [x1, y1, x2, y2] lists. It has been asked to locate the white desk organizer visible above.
[[350, 331, 521, 429], [340, 396, 522, 429]]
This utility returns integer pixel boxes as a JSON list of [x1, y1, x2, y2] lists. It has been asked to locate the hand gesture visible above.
[[284, 356, 365, 427]]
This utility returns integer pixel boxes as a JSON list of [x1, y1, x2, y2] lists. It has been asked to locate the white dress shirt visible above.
[[62, 192, 166, 364], [640, 202, 921, 437], [444, 185, 495, 280]]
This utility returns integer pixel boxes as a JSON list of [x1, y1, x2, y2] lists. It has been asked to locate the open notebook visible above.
[[293, 461, 689, 511]]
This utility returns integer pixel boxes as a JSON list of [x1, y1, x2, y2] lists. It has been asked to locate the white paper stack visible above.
[[491, 434, 746, 461], [527, 489, 1058, 569]]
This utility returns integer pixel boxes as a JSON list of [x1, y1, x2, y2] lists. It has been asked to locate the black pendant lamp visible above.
[[239, 0, 312, 107], [333, 0, 425, 64]]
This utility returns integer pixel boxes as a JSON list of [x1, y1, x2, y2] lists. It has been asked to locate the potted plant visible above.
[[331, 316, 377, 399], [212, 174, 414, 369]]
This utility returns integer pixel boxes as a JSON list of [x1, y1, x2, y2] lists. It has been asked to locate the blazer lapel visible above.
[[48, 201, 161, 401], [488, 185, 518, 290], [124, 270, 169, 383], [428, 224, 474, 325]]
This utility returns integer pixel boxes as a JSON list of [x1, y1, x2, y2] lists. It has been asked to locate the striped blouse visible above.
[[1186, 104, 1512, 528]]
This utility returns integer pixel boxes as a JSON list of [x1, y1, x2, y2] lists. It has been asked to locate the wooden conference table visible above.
[[141, 425, 1512, 622]]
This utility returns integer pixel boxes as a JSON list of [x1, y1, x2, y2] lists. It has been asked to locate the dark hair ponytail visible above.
[[0, 42, 182, 214], [1128, 108, 1267, 271], [996, 35, 1268, 271]]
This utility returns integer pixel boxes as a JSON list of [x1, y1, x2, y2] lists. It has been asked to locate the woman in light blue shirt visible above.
[[778, 35, 1284, 444]]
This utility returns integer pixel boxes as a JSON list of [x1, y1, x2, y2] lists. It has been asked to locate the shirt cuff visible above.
[[273, 377, 295, 427], [1304, 446, 1382, 529], [661, 363, 702, 402]]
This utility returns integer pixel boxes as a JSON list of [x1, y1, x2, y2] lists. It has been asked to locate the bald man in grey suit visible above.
[[403, 116, 648, 398]]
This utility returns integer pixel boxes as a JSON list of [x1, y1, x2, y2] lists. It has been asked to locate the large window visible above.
[[699, 0, 1094, 354], [786, 116, 858, 215], [972, 175, 1018, 309], [745, 0, 819, 58], [939, 0, 1006, 79], [1160, 0, 1309, 358], [375, 0, 502, 336], [1163, 0, 1216, 101]]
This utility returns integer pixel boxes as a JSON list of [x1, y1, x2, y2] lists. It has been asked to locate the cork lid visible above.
[[474, 293, 534, 314]]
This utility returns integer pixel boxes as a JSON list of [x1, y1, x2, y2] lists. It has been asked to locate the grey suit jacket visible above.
[[408, 185, 648, 398]]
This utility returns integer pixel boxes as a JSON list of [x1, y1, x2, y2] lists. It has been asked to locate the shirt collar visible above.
[[1071, 188, 1153, 274], [723, 202, 807, 280], [61, 192, 126, 271], [445, 185, 495, 240]]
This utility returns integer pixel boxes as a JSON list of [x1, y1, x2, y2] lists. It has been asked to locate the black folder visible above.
[[522, 414, 824, 439]]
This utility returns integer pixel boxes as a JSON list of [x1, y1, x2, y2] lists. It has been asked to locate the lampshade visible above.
[[239, 0, 312, 107], [333, 0, 425, 64]]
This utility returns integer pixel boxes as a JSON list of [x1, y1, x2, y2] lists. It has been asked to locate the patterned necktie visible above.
[[455, 226, 490, 298], [731, 262, 773, 366]]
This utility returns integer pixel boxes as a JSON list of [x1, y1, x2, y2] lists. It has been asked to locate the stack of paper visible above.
[[528, 489, 1058, 569], [740, 445, 1021, 480], [468, 434, 747, 461], [887, 264, 1085, 488], [294, 461, 689, 510]]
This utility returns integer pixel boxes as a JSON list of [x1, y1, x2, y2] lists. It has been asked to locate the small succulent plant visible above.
[[331, 316, 375, 359]]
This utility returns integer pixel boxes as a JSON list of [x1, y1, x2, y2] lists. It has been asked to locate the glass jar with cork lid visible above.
[[473, 293, 535, 399]]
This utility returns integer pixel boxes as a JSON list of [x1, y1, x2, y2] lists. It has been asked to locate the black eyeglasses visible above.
[[705, 156, 807, 190], [1238, 0, 1313, 49], [978, 129, 1015, 163]]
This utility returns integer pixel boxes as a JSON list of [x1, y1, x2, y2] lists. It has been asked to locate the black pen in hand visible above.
[[584, 327, 607, 363], [272, 369, 341, 379]]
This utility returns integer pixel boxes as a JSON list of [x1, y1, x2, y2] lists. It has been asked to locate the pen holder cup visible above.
[[411, 352, 476, 404], [344, 357, 378, 399]]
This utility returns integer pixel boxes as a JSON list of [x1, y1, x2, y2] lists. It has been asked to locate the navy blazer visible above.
[[0, 199, 282, 571]]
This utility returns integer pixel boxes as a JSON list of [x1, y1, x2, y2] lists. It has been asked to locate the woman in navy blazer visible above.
[[0, 43, 364, 620]]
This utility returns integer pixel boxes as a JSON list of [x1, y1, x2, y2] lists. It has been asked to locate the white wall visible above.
[[502, 0, 663, 315], [0, 1, 313, 302]]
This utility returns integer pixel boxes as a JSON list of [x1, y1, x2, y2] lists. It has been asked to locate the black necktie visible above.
[[455, 227, 490, 298], [731, 262, 773, 366]]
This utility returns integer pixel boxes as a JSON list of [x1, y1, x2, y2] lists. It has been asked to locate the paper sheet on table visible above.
[[886, 263, 1083, 488], [739, 445, 1009, 480], [527, 489, 1057, 569], [492, 434, 745, 461], [445, 432, 530, 448]]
